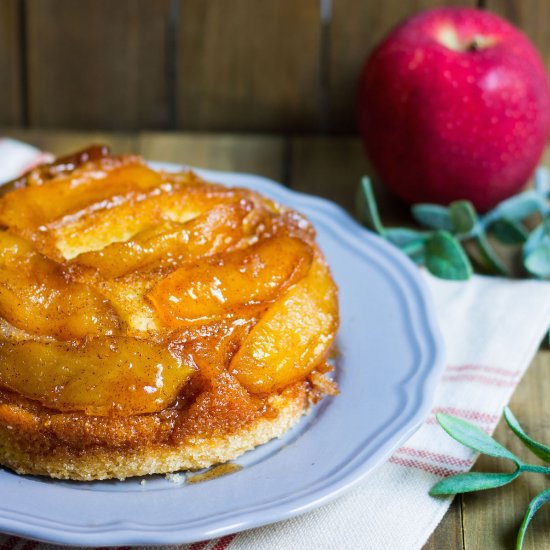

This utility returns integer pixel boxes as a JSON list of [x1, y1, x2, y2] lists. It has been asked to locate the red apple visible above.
[[357, 7, 550, 212]]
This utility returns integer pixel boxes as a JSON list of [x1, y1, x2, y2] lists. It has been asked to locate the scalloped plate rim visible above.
[[0, 163, 446, 546]]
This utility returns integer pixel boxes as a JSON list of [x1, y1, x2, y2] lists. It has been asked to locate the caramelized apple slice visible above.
[[0, 145, 110, 197], [73, 200, 259, 277], [98, 275, 160, 333], [0, 230, 35, 263], [51, 185, 250, 259], [148, 235, 313, 324], [0, 337, 194, 415], [229, 257, 338, 393], [0, 232, 119, 339], [0, 272, 119, 340], [0, 161, 164, 231]]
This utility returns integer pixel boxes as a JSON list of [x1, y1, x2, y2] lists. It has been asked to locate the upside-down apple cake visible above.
[[0, 146, 339, 480]]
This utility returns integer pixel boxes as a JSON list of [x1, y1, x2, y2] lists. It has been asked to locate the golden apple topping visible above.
[[0, 147, 339, 421], [0, 231, 119, 340], [0, 337, 193, 415], [230, 258, 338, 393], [148, 235, 313, 324]]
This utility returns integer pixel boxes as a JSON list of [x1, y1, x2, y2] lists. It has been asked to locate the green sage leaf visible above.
[[384, 228, 429, 265], [384, 227, 428, 247], [430, 470, 520, 496], [436, 413, 519, 462], [425, 231, 472, 280], [516, 487, 550, 550], [489, 192, 542, 222], [449, 200, 478, 235], [523, 220, 550, 257], [412, 204, 455, 231], [401, 239, 425, 256], [487, 219, 528, 245], [504, 407, 550, 463], [524, 237, 550, 279], [356, 177, 384, 234], [475, 233, 508, 276]]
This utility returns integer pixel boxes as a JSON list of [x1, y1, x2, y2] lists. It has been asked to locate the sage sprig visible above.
[[357, 168, 550, 281], [430, 408, 550, 549]]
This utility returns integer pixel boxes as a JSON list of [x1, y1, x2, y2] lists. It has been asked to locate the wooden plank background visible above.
[[176, 0, 321, 131], [26, 0, 173, 130], [0, 0, 549, 132]]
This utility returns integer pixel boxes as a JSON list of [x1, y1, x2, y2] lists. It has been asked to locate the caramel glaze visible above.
[[186, 463, 243, 484]]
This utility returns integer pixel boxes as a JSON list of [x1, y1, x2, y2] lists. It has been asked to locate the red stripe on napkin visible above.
[[211, 534, 236, 550], [441, 374, 517, 387], [445, 365, 520, 377], [430, 406, 499, 424], [396, 447, 473, 468], [388, 457, 456, 478]]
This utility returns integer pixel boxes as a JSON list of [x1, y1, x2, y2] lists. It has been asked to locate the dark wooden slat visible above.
[[289, 137, 369, 212], [26, 0, 172, 130], [176, 0, 321, 132], [289, 136, 411, 224], [2, 129, 137, 156], [329, 0, 477, 133], [139, 132, 286, 181], [0, 0, 22, 125]]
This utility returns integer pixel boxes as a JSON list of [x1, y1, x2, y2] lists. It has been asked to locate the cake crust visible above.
[[0, 385, 308, 480]]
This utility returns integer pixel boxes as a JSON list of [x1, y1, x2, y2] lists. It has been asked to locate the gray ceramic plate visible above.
[[0, 164, 445, 546]]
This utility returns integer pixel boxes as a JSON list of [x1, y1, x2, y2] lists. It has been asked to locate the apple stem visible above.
[[468, 36, 482, 52]]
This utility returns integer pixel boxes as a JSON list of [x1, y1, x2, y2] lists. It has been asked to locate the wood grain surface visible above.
[[6, 0, 550, 132], [176, 0, 321, 131], [0, 0, 22, 126], [3, 0, 550, 133], [26, 0, 173, 130], [3, 129, 137, 155], [1, 130, 548, 549], [138, 132, 286, 181]]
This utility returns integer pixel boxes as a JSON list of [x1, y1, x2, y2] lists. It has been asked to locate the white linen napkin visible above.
[[0, 138, 53, 179], [0, 140, 549, 550]]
